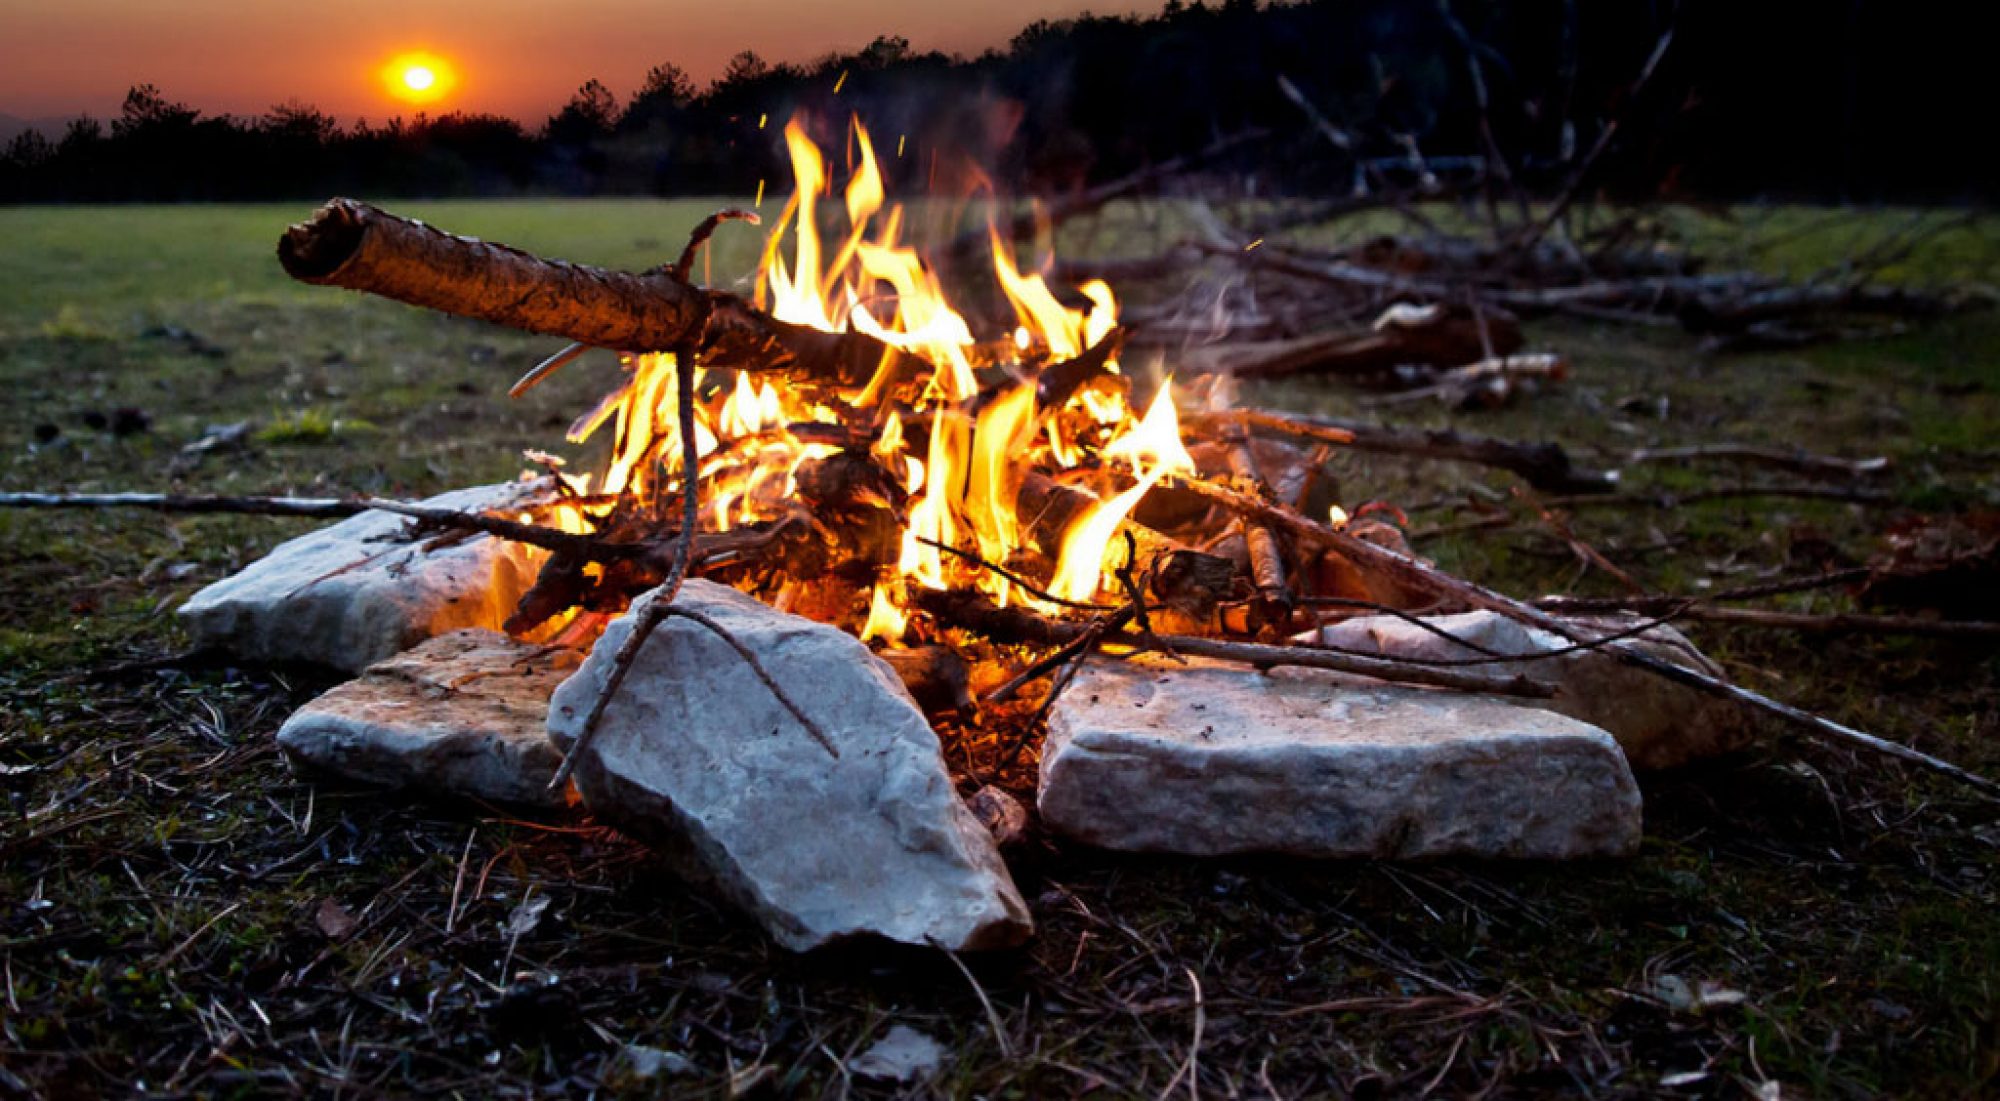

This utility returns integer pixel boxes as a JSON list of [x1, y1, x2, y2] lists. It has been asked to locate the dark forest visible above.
[[2, 0, 1991, 206]]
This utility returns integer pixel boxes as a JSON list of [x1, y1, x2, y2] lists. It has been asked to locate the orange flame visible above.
[[550, 115, 1200, 639]]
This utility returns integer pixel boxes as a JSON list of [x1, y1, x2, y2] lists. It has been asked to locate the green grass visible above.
[[1, 199, 1997, 1098]]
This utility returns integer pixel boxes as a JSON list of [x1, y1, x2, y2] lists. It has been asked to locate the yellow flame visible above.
[[860, 583, 908, 643], [548, 114, 1204, 638], [1048, 382, 1195, 602]]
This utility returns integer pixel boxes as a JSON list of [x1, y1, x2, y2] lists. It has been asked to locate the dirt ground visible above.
[[1, 201, 1996, 1098]]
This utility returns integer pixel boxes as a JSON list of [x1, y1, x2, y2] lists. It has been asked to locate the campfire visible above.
[[270, 116, 1567, 774], [11, 113, 1987, 952]]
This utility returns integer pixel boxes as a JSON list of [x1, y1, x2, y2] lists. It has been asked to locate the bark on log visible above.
[[279, 198, 710, 352], [278, 199, 923, 391]]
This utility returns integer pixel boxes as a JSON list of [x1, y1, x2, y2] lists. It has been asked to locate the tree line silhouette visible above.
[[1, 0, 1988, 206]]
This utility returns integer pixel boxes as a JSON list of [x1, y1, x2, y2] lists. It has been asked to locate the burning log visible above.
[[1013, 470, 1234, 615], [277, 199, 926, 393], [279, 198, 710, 352], [877, 644, 979, 716]]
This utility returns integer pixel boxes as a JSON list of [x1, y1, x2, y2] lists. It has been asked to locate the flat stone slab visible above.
[[547, 580, 1032, 952], [1311, 611, 1753, 770], [179, 482, 550, 673], [277, 629, 578, 807], [1041, 657, 1641, 859]]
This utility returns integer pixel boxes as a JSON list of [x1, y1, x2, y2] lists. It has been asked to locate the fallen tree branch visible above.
[[0, 491, 368, 519], [1167, 475, 2000, 800], [1169, 302, 1518, 380], [0, 489, 789, 593], [1623, 444, 1891, 479]]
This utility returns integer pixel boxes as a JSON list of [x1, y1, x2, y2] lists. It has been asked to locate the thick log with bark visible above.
[[278, 199, 922, 391], [280, 198, 710, 352]]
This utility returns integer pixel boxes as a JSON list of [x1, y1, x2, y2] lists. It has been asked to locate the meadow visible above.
[[1, 199, 1996, 1097]]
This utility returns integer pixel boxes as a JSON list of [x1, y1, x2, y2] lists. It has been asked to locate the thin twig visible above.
[[660, 606, 836, 754]]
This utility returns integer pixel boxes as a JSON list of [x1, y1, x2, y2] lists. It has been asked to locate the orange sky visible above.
[[0, 0, 1153, 123]]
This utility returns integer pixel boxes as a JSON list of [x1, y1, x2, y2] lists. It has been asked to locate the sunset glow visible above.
[[381, 51, 457, 107]]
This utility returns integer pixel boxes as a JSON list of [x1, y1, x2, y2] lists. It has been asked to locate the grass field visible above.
[[1, 199, 1997, 1098]]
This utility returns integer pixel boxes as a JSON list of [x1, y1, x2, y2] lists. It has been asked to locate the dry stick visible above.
[[1537, 601, 2000, 640], [281, 198, 710, 351], [1622, 444, 1891, 480], [917, 592, 1554, 699], [1169, 476, 2000, 800], [0, 489, 718, 567], [1536, 567, 1873, 613], [282, 198, 917, 395]]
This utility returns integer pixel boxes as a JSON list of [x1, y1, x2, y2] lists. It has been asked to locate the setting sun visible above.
[[380, 50, 457, 107]]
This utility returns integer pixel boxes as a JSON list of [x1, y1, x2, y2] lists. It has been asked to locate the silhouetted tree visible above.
[[0, 2, 1989, 205]]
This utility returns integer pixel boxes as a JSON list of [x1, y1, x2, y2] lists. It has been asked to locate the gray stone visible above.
[[546, 580, 1031, 952], [179, 482, 550, 673], [1310, 611, 1753, 769], [276, 629, 577, 807], [849, 1025, 947, 1084], [1040, 656, 1641, 859]]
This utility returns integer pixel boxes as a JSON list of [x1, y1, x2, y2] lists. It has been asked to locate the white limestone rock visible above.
[[1040, 656, 1641, 859], [276, 629, 579, 807], [179, 482, 550, 673], [546, 580, 1032, 952], [1310, 610, 1754, 770]]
